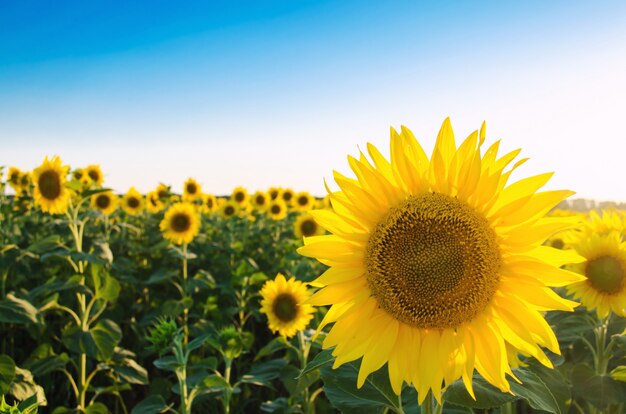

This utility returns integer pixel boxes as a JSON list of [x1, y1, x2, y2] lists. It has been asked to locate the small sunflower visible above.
[[294, 214, 325, 238], [201, 193, 218, 214], [294, 191, 315, 212], [32, 156, 71, 214], [146, 191, 165, 213], [267, 199, 287, 220], [156, 183, 171, 200], [251, 191, 269, 211], [231, 186, 249, 207], [160, 202, 200, 245], [7, 167, 21, 190], [91, 191, 119, 215], [567, 213, 626, 318], [260, 273, 315, 338], [298, 118, 585, 402], [85, 164, 104, 187], [122, 187, 144, 216], [281, 188, 295, 206], [268, 187, 282, 201], [219, 200, 240, 219], [183, 178, 202, 201]]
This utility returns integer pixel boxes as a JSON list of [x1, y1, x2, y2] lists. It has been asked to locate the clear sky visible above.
[[1, 1, 625, 201]]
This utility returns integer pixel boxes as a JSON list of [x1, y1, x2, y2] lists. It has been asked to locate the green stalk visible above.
[[223, 358, 232, 414], [182, 243, 189, 346], [298, 331, 312, 414]]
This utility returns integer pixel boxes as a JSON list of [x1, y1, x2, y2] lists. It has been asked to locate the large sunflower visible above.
[[567, 212, 626, 318], [32, 156, 71, 214], [260, 273, 315, 338], [298, 118, 585, 403], [122, 187, 144, 216], [91, 191, 119, 215], [160, 202, 200, 244]]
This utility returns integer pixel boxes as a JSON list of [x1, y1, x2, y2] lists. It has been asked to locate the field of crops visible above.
[[1, 125, 626, 414]]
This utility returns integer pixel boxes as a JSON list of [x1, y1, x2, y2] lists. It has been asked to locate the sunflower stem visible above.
[[594, 314, 611, 375], [182, 243, 189, 347]]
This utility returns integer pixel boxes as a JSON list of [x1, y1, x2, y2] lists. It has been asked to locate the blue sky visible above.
[[2, 1, 626, 201]]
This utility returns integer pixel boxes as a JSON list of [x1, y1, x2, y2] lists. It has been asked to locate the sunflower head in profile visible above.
[[298, 118, 585, 403], [219, 200, 240, 219], [201, 193, 218, 214], [294, 191, 314, 212], [160, 202, 200, 245], [567, 211, 626, 318], [267, 199, 287, 221], [281, 188, 295, 206], [267, 187, 282, 201], [260, 273, 315, 338], [231, 186, 249, 207], [32, 156, 71, 214], [251, 191, 269, 211], [146, 191, 165, 213], [91, 191, 119, 215], [294, 213, 325, 239], [183, 178, 202, 201], [122, 187, 144, 216], [85, 165, 104, 187], [71, 168, 93, 188]]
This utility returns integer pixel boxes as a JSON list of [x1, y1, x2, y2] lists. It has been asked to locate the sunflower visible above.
[[91, 191, 119, 215], [32, 156, 71, 214], [567, 213, 626, 318], [122, 187, 144, 216], [160, 202, 200, 245], [85, 165, 104, 187], [260, 273, 315, 338], [231, 186, 249, 207], [267, 199, 287, 220], [156, 183, 170, 200], [268, 187, 282, 201], [7, 167, 21, 189], [281, 188, 295, 206], [294, 213, 325, 238], [71, 168, 92, 188], [294, 191, 315, 212], [201, 193, 218, 214], [146, 191, 165, 213], [298, 118, 585, 403], [251, 191, 269, 211], [183, 178, 202, 201], [219, 200, 240, 219]]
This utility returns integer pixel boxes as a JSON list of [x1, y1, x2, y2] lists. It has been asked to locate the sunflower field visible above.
[[1, 120, 626, 414]]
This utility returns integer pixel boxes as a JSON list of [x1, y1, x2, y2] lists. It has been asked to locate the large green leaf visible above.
[[0, 294, 38, 324], [62, 319, 122, 361], [509, 368, 563, 413], [571, 363, 626, 409], [319, 359, 402, 413], [0, 354, 16, 395], [84, 402, 109, 414], [299, 348, 334, 378], [444, 374, 518, 409]]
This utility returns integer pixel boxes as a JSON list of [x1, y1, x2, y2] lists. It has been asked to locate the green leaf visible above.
[[239, 359, 288, 387], [299, 348, 334, 378], [509, 368, 563, 413], [17, 394, 40, 414], [131, 395, 170, 414], [571, 363, 626, 409], [525, 359, 570, 414], [8, 367, 47, 406], [254, 336, 288, 361], [84, 402, 109, 414], [145, 269, 178, 285], [26, 235, 62, 254], [186, 334, 210, 353], [0, 294, 38, 324], [0, 354, 16, 395], [153, 356, 181, 373], [112, 357, 148, 385], [25, 353, 70, 377], [319, 359, 402, 413], [444, 374, 518, 409], [62, 319, 122, 361]]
